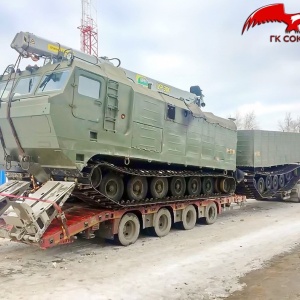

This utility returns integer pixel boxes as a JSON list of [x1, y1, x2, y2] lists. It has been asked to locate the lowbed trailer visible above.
[[0, 180, 245, 249]]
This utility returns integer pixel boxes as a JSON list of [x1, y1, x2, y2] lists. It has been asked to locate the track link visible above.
[[236, 164, 300, 200], [72, 161, 236, 209]]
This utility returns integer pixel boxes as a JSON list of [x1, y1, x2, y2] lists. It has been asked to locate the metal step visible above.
[[0, 181, 75, 243]]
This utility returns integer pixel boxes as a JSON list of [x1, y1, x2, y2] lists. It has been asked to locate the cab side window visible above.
[[78, 75, 101, 99]]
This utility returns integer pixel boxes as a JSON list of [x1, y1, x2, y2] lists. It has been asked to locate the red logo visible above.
[[242, 3, 300, 34]]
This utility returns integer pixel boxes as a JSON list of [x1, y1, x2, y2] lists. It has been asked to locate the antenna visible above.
[[78, 0, 98, 56]]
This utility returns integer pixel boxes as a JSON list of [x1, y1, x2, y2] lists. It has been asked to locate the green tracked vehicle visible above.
[[236, 130, 300, 200], [0, 32, 237, 208]]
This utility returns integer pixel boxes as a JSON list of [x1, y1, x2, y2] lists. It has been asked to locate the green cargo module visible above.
[[237, 130, 300, 168]]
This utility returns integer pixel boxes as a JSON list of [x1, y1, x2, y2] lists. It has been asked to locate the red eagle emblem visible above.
[[242, 3, 300, 34]]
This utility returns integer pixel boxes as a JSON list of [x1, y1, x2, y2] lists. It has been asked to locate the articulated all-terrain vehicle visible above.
[[0, 32, 242, 247], [236, 130, 300, 201]]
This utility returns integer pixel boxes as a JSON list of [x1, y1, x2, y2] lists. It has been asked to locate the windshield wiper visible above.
[[39, 73, 54, 91]]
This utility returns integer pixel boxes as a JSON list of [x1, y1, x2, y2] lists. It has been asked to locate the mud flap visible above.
[[1, 181, 75, 243]]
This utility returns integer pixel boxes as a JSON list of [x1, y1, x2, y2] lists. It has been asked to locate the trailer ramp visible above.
[[0, 181, 75, 243]]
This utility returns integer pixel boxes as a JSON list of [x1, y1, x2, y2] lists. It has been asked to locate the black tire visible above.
[[272, 175, 279, 191], [278, 174, 285, 188], [99, 172, 124, 202], [150, 177, 168, 199], [202, 177, 214, 195], [115, 213, 140, 246], [204, 202, 217, 225], [170, 177, 186, 197], [265, 175, 272, 190], [180, 205, 197, 230], [126, 176, 148, 201], [187, 177, 201, 196], [257, 177, 265, 194], [148, 208, 172, 237]]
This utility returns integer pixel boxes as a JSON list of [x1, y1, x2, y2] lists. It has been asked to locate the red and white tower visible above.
[[78, 0, 98, 56]]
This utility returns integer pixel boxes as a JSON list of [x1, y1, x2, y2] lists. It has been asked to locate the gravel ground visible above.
[[0, 199, 300, 300]]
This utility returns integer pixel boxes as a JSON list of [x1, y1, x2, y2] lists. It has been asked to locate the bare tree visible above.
[[278, 113, 300, 132], [229, 111, 259, 130], [243, 111, 259, 130]]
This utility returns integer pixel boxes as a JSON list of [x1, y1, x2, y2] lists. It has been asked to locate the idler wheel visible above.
[[150, 177, 168, 199], [265, 175, 272, 190], [278, 174, 285, 188], [187, 177, 202, 196], [99, 173, 124, 202], [272, 175, 279, 191], [126, 176, 148, 201], [170, 176, 186, 197], [202, 177, 214, 195], [90, 166, 102, 188], [257, 177, 265, 194]]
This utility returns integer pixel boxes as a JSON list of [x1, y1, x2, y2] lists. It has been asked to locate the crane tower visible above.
[[78, 0, 98, 56]]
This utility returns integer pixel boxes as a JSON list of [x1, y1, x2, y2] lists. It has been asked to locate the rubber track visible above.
[[236, 164, 300, 200], [72, 161, 236, 209]]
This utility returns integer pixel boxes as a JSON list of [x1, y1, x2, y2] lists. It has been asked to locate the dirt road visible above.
[[1, 199, 300, 300]]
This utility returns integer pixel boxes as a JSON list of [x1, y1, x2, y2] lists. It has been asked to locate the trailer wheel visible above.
[[99, 173, 124, 202], [116, 213, 140, 246], [150, 177, 168, 199], [180, 205, 197, 230], [170, 177, 186, 197], [202, 177, 214, 195], [187, 177, 201, 196], [204, 202, 217, 225], [127, 176, 148, 201], [278, 175, 285, 188], [149, 208, 172, 237], [272, 175, 279, 191], [265, 175, 272, 190]]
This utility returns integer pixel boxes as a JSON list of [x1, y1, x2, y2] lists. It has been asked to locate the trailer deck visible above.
[[0, 182, 246, 249]]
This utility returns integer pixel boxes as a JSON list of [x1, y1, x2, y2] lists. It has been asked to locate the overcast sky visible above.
[[0, 1, 299, 130]]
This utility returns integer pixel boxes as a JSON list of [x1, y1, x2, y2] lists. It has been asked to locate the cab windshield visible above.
[[13, 75, 41, 97], [37, 70, 70, 93], [0, 81, 13, 100]]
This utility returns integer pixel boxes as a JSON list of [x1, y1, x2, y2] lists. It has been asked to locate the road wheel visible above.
[[99, 173, 124, 202], [150, 177, 168, 199], [285, 172, 293, 181], [170, 177, 186, 197], [204, 202, 217, 225], [278, 174, 285, 188], [219, 178, 230, 193], [187, 177, 201, 196], [265, 175, 272, 190], [214, 178, 220, 193], [202, 177, 214, 195], [115, 213, 140, 246], [180, 205, 197, 230], [149, 208, 172, 237], [272, 175, 279, 191], [257, 177, 265, 194], [126, 176, 148, 201]]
